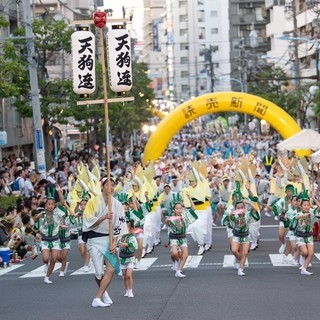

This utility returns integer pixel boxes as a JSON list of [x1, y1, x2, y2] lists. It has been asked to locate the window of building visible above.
[[211, 28, 218, 34], [211, 11, 218, 17], [179, 0, 187, 7], [180, 43, 189, 50], [255, 7, 264, 21], [198, 10, 205, 22], [180, 29, 188, 37], [179, 14, 188, 22], [199, 44, 206, 56], [181, 84, 190, 93], [181, 57, 189, 64], [181, 70, 189, 78], [199, 27, 205, 39]]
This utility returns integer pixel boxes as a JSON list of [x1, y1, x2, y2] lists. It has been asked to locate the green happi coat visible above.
[[129, 203, 152, 228], [167, 208, 198, 246], [227, 209, 260, 243], [35, 205, 66, 249], [293, 208, 320, 243], [118, 233, 138, 265], [273, 196, 292, 218]]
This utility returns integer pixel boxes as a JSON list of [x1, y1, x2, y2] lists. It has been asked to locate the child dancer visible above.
[[118, 220, 138, 297], [166, 193, 198, 278]]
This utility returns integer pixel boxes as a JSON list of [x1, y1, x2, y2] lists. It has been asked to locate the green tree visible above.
[[4, 16, 153, 163], [0, 15, 28, 102], [250, 67, 320, 128], [249, 67, 298, 117]]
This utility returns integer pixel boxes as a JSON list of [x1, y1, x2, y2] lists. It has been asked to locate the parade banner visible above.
[[107, 26, 132, 92], [142, 92, 302, 165], [71, 30, 96, 95]]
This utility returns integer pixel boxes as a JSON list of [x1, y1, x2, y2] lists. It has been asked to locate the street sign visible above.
[[0, 131, 7, 145], [35, 129, 43, 150]]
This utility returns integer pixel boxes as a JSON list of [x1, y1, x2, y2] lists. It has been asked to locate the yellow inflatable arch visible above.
[[142, 92, 301, 165]]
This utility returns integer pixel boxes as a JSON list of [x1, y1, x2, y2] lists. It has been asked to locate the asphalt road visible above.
[[1, 216, 320, 320]]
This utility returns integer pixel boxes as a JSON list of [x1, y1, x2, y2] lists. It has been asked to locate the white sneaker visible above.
[[212, 222, 217, 227], [83, 265, 89, 272], [128, 291, 134, 298], [43, 263, 48, 273], [44, 276, 52, 284], [102, 291, 113, 305], [263, 209, 271, 217], [274, 216, 278, 221], [63, 262, 69, 274], [250, 243, 257, 251], [301, 268, 313, 276], [124, 290, 129, 297], [197, 245, 205, 255], [171, 260, 179, 271], [278, 243, 286, 254], [141, 249, 146, 258], [237, 268, 246, 276], [91, 298, 110, 308], [290, 259, 299, 266], [282, 255, 289, 264], [59, 271, 65, 277], [161, 225, 168, 230], [175, 270, 186, 278], [204, 244, 212, 251], [135, 261, 140, 269], [233, 262, 240, 270], [146, 246, 153, 254]]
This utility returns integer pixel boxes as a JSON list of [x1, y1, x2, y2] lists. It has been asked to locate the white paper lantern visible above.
[[107, 27, 132, 92], [248, 121, 256, 131], [71, 30, 96, 95]]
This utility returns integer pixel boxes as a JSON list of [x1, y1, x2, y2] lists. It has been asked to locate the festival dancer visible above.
[[293, 191, 320, 275], [82, 177, 128, 307], [273, 184, 294, 254], [127, 192, 152, 268], [166, 193, 198, 278], [225, 185, 260, 276], [118, 220, 138, 297], [75, 192, 91, 272], [34, 187, 67, 284], [281, 188, 300, 265]]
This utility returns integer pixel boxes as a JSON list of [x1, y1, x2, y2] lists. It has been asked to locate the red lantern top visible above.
[[93, 11, 107, 29]]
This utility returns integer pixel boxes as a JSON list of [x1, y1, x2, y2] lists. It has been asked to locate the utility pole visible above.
[[22, 0, 46, 173], [205, 46, 215, 92], [293, 7, 303, 127], [239, 37, 248, 128]]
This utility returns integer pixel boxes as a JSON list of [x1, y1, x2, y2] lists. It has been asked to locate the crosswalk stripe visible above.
[[223, 255, 248, 268], [71, 266, 96, 275], [0, 264, 24, 276], [134, 257, 158, 271], [3, 252, 320, 279], [20, 262, 62, 278], [184, 255, 203, 268], [269, 254, 295, 267]]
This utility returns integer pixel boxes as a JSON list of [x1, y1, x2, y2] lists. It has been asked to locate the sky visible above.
[[100, 0, 144, 40]]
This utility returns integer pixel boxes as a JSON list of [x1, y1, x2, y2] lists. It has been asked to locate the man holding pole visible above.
[[82, 176, 127, 307]]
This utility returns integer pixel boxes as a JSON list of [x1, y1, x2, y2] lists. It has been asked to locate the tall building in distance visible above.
[[229, 0, 268, 91], [143, 0, 231, 103]]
